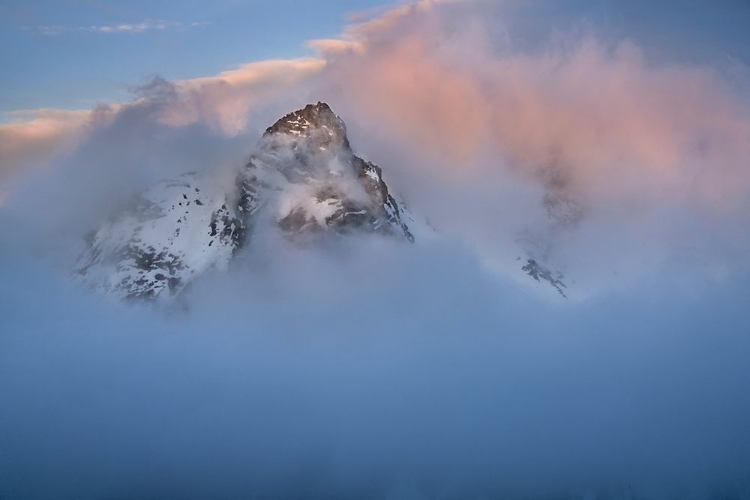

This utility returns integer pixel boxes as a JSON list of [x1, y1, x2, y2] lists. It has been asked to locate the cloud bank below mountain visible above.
[[1, 234, 750, 499]]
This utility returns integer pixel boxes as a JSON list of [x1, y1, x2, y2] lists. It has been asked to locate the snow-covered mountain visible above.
[[75, 102, 419, 301], [75, 101, 569, 301]]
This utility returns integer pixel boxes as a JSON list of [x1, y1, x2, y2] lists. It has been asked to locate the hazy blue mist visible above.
[[1, 233, 749, 499]]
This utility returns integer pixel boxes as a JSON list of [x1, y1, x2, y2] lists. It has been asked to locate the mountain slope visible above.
[[75, 173, 243, 300]]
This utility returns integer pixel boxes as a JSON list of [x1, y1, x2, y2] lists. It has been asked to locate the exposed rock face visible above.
[[522, 258, 568, 298], [515, 195, 575, 297], [239, 102, 415, 242], [75, 102, 417, 301]]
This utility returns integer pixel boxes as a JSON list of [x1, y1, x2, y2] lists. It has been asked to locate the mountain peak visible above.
[[264, 102, 350, 150], [75, 103, 419, 301], [244, 101, 415, 242]]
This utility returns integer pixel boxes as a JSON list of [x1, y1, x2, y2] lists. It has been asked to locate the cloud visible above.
[[1, 228, 750, 499], [3, 0, 750, 296], [0, 58, 320, 195], [305, 0, 750, 295], [0, 108, 92, 197], [315, 2, 750, 205], [308, 0, 456, 59], [164, 58, 327, 135], [27, 19, 207, 36]]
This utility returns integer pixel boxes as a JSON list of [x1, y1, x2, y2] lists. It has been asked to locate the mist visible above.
[[1, 233, 750, 499], [2, 1, 750, 499]]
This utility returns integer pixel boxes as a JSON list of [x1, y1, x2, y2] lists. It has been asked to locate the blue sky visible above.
[[0, 0, 390, 114], [3, 0, 750, 118]]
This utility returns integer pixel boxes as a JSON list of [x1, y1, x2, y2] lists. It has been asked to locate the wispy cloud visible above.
[[27, 20, 207, 36], [0, 108, 92, 194]]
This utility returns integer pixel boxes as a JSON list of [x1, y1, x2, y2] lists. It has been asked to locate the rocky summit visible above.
[[238, 102, 416, 243]]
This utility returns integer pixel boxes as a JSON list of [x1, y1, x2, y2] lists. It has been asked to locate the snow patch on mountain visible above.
[[75, 172, 243, 301]]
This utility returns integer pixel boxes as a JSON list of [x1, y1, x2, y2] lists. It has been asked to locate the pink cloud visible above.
[[0, 109, 91, 190], [316, 9, 750, 213], [164, 58, 325, 135]]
